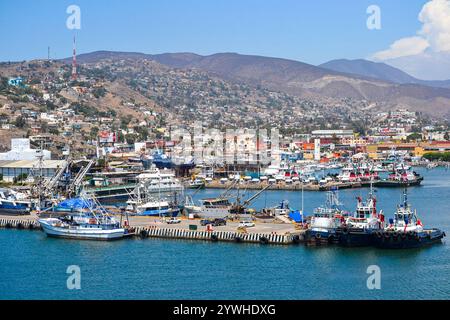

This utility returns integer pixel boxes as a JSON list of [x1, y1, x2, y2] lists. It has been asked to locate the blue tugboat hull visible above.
[[372, 229, 445, 249], [304, 229, 339, 245], [337, 228, 376, 247]]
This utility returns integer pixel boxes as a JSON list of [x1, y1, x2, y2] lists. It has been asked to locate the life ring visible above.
[[139, 229, 148, 239]]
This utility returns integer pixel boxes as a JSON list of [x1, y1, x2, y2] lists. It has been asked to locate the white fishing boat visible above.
[[38, 198, 126, 241]]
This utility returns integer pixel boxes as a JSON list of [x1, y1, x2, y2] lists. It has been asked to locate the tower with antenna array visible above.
[[71, 35, 77, 80]]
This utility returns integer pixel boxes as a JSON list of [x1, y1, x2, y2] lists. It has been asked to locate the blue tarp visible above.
[[56, 198, 94, 210], [289, 210, 304, 223]]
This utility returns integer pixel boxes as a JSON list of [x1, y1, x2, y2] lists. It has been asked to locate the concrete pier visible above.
[[0, 214, 305, 245]]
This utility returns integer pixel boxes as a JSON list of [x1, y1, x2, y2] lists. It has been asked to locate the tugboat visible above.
[[376, 165, 423, 188], [372, 189, 446, 249], [336, 184, 384, 247], [305, 189, 347, 245]]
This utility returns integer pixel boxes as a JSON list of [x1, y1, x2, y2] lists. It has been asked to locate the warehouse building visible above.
[[0, 160, 66, 182]]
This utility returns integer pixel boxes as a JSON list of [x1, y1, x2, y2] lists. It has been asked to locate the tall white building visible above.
[[0, 138, 51, 161]]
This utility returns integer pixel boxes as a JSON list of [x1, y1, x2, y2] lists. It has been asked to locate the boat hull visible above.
[[375, 177, 423, 188], [304, 229, 339, 245], [137, 208, 180, 217], [0, 207, 31, 216], [372, 229, 445, 249], [39, 221, 126, 241], [336, 228, 377, 247]]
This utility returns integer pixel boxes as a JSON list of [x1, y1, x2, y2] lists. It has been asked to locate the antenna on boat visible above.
[[403, 187, 408, 208]]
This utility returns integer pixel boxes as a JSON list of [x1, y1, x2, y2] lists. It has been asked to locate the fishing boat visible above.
[[372, 190, 446, 249], [336, 185, 384, 247], [188, 178, 205, 189], [38, 198, 126, 241], [305, 189, 346, 245], [0, 188, 35, 215]]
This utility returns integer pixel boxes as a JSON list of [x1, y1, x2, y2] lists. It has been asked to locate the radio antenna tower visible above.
[[71, 35, 77, 80]]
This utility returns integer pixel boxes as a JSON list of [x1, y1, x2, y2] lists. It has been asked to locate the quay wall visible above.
[[0, 216, 305, 245]]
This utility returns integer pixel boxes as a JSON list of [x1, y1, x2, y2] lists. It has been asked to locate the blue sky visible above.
[[0, 0, 428, 65]]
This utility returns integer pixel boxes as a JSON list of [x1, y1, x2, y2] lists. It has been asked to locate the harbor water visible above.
[[1, 168, 449, 300]]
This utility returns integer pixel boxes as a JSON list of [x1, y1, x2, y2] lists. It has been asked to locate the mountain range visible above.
[[66, 51, 450, 118]]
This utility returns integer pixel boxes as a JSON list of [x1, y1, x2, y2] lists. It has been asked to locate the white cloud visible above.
[[372, 36, 430, 60], [384, 52, 450, 80], [372, 0, 450, 59], [419, 0, 450, 52], [371, 0, 450, 80]]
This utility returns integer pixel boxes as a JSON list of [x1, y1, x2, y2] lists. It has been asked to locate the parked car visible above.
[[212, 218, 227, 226], [200, 219, 213, 226], [166, 218, 181, 224], [239, 221, 255, 228]]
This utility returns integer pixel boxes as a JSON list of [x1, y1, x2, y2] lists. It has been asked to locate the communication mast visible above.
[[71, 35, 77, 80]]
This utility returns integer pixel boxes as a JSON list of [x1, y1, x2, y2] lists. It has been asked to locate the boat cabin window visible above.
[[356, 208, 370, 219]]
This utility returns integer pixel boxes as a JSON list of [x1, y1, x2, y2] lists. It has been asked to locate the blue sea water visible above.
[[1, 167, 449, 300]]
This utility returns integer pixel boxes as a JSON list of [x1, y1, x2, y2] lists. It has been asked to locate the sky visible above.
[[0, 0, 448, 80]]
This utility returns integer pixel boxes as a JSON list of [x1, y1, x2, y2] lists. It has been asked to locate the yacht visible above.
[[127, 199, 180, 217]]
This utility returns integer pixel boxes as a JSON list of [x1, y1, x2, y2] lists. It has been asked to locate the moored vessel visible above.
[[38, 197, 126, 241], [336, 185, 384, 247], [372, 189, 446, 249], [305, 189, 347, 245]]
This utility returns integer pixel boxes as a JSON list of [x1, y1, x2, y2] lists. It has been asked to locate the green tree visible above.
[[14, 116, 26, 128]]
